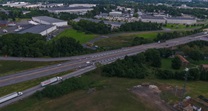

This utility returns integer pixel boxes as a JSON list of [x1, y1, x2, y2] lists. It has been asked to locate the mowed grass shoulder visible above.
[[56, 29, 97, 44], [0, 61, 61, 77], [136, 32, 158, 40]]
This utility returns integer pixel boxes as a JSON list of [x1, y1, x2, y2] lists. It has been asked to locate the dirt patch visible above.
[[131, 85, 174, 111]]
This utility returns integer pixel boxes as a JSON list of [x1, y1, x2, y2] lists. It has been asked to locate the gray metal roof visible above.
[[45, 6, 93, 11], [32, 16, 66, 23], [166, 17, 196, 20], [73, 18, 125, 26], [141, 16, 165, 20], [19, 25, 55, 34]]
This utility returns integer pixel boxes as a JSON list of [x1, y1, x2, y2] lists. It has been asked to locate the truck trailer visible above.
[[41, 77, 62, 87], [0, 92, 23, 104]]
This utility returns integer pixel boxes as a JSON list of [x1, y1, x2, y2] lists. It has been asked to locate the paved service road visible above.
[[0, 65, 96, 108], [0, 33, 207, 87]]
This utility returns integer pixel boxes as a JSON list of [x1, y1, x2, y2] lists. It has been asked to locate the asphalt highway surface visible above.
[[0, 33, 207, 88], [0, 65, 96, 108]]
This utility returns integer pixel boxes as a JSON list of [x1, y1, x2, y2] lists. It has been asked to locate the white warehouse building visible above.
[[141, 16, 166, 24], [19, 25, 57, 36], [41, 7, 93, 15], [32, 16, 68, 27], [109, 11, 122, 17], [166, 17, 196, 24]]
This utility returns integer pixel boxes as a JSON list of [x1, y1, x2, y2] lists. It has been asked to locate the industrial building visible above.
[[41, 3, 64, 8], [141, 16, 166, 24], [32, 16, 68, 27], [68, 4, 96, 8], [40, 7, 93, 15], [109, 11, 122, 17], [73, 18, 124, 29], [166, 17, 196, 24], [140, 15, 197, 24], [19, 25, 57, 36], [2, 2, 29, 8]]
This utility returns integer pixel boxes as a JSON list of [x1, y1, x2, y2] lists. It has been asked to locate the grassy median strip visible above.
[[0, 70, 73, 97], [0, 61, 62, 77]]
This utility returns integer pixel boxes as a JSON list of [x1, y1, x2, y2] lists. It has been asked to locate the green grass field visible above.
[[161, 58, 173, 70], [1, 69, 208, 111], [136, 32, 158, 40], [56, 29, 97, 44], [164, 24, 201, 30], [95, 32, 158, 49], [0, 61, 61, 77]]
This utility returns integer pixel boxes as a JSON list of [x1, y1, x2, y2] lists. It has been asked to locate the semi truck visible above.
[[41, 77, 62, 87], [0, 92, 23, 104]]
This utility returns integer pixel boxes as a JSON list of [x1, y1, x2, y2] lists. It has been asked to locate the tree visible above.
[[171, 57, 182, 70], [144, 49, 161, 67], [188, 68, 200, 80]]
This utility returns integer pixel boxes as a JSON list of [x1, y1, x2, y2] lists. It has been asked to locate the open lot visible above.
[[94, 32, 158, 49], [131, 86, 172, 111], [1, 68, 208, 111], [56, 29, 97, 44]]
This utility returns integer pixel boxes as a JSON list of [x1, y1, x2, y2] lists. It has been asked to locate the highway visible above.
[[0, 65, 96, 108], [0, 33, 208, 108], [0, 33, 207, 88]]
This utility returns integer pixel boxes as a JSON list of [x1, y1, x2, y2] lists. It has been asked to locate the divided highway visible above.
[[0, 33, 207, 87], [0, 65, 96, 108]]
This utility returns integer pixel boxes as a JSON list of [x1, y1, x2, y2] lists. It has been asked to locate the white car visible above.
[[57, 64, 62, 66], [3, 29, 8, 33]]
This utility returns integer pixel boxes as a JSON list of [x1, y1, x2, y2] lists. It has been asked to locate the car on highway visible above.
[[86, 61, 90, 64], [57, 64, 62, 66], [2, 29, 8, 33]]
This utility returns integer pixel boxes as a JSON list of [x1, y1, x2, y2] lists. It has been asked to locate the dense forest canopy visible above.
[[0, 33, 91, 57]]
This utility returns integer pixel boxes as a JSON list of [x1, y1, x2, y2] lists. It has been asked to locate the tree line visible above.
[[119, 21, 162, 32], [72, 20, 163, 34], [72, 20, 112, 34], [102, 47, 208, 81], [102, 49, 161, 79], [154, 30, 201, 42], [34, 76, 93, 99], [0, 33, 91, 57]]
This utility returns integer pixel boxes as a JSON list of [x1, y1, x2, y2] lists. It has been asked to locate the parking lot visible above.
[[0, 19, 34, 35], [0, 19, 70, 39]]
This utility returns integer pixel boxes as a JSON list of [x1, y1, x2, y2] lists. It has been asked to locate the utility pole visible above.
[[179, 67, 189, 109], [183, 68, 189, 97]]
